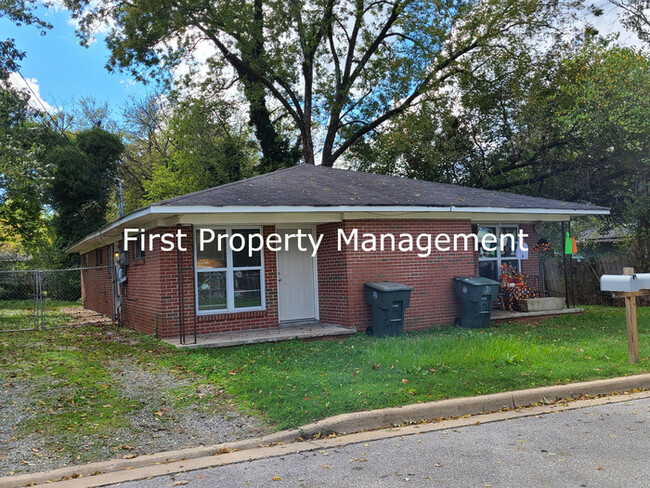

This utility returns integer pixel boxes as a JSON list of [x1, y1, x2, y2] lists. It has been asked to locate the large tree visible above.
[[0, 84, 46, 242], [141, 97, 257, 203], [610, 0, 650, 44], [349, 38, 650, 233], [65, 0, 582, 167], [118, 93, 173, 213], [45, 127, 124, 248], [0, 0, 52, 242]]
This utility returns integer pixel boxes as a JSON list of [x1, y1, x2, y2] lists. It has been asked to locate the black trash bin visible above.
[[452, 277, 500, 329], [364, 282, 413, 337]]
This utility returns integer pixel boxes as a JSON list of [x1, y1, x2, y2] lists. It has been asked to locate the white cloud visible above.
[[7, 72, 56, 113], [119, 78, 138, 89], [583, 1, 648, 48]]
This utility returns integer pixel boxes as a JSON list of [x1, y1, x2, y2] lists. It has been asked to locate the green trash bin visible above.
[[364, 282, 414, 337], [452, 277, 500, 329]]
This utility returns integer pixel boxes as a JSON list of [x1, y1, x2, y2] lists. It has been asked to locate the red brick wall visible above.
[[317, 219, 476, 332], [120, 234, 163, 336], [81, 220, 542, 338], [80, 246, 113, 317], [519, 223, 540, 291], [316, 222, 349, 326]]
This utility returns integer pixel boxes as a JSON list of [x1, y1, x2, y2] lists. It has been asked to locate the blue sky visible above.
[[1, 6, 146, 115]]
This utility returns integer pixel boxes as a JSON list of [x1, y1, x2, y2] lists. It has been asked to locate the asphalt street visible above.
[[111, 397, 650, 488]]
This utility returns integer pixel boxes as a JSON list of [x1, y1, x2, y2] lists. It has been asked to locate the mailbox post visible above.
[[600, 267, 648, 364]]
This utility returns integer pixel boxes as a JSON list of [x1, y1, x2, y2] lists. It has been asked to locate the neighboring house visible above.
[[0, 244, 32, 271], [67, 165, 608, 338], [575, 226, 629, 259]]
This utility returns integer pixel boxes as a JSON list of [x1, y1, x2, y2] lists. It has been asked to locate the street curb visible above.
[[3, 373, 650, 488], [296, 373, 650, 436]]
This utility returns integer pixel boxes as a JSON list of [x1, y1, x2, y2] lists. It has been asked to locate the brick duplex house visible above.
[[67, 165, 608, 339]]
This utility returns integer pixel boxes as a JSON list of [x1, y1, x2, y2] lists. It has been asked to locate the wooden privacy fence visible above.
[[542, 255, 650, 306]]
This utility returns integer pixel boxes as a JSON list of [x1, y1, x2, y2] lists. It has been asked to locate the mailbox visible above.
[[600, 274, 641, 293], [635, 273, 650, 290]]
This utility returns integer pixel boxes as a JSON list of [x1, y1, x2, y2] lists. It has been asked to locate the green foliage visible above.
[[46, 126, 124, 248], [140, 97, 257, 203], [0, 83, 47, 242], [556, 44, 650, 235], [0, 0, 52, 80], [65, 0, 581, 166], [350, 39, 650, 237]]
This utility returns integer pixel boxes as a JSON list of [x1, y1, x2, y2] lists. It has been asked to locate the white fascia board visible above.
[[66, 207, 155, 253], [450, 206, 610, 216], [151, 205, 610, 215], [67, 204, 609, 254]]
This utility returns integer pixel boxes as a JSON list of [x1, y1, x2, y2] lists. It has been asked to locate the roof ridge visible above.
[[151, 164, 306, 206]]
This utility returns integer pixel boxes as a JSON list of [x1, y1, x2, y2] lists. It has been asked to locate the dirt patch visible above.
[[56, 307, 114, 326], [107, 360, 268, 454]]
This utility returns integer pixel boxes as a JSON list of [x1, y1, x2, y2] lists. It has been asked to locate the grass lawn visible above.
[[0, 300, 83, 330], [1, 305, 649, 472], [167, 306, 650, 429]]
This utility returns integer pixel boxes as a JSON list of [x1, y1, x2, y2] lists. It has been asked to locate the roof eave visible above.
[[66, 204, 610, 254]]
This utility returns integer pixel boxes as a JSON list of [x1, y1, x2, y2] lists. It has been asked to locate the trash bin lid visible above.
[[364, 281, 414, 292], [453, 276, 499, 286]]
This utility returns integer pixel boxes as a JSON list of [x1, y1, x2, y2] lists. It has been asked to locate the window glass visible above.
[[234, 270, 262, 308], [134, 238, 145, 259], [197, 271, 227, 311], [232, 229, 262, 268], [477, 225, 523, 280], [196, 229, 227, 269], [500, 227, 517, 258], [195, 227, 264, 313], [478, 226, 497, 258], [479, 261, 498, 281]]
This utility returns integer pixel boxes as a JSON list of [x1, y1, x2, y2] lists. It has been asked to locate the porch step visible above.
[[163, 322, 355, 349], [490, 308, 584, 322]]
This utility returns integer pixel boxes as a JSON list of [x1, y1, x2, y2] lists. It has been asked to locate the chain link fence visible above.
[[0, 268, 113, 332]]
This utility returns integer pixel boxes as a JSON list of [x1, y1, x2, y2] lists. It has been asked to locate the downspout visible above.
[[191, 224, 197, 344], [177, 224, 185, 345]]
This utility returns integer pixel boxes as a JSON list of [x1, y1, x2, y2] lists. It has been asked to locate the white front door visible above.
[[277, 228, 316, 322]]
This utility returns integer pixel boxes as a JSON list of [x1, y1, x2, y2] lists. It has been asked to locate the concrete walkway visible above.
[[490, 307, 583, 322], [164, 321, 355, 349]]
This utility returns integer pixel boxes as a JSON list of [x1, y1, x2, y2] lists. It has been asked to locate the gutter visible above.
[[67, 204, 610, 254]]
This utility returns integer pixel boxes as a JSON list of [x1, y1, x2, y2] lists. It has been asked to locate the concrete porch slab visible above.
[[163, 322, 356, 349], [491, 307, 584, 322]]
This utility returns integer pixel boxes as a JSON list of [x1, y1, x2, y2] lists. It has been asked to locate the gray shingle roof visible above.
[[152, 165, 607, 211]]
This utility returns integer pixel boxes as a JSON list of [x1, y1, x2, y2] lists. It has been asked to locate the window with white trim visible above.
[[477, 225, 521, 281], [195, 228, 264, 313]]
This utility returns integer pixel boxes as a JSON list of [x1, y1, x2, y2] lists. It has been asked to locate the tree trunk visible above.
[[237, 0, 300, 172]]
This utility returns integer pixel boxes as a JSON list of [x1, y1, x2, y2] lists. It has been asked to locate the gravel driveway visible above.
[[0, 326, 270, 477]]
